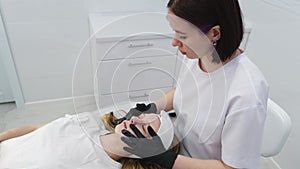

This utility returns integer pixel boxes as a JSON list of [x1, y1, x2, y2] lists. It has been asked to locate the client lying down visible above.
[[0, 107, 178, 169]]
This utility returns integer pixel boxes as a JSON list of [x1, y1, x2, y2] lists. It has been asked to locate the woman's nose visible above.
[[172, 38, 182, 47]]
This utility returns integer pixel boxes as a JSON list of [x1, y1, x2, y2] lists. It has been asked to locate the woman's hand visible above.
[[117, 103, 157, 124], [0, 131, 7, 142], [121, 124, 166, 157], [121, 124, 177, 169]]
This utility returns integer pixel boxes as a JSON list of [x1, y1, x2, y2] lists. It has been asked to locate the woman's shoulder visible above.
[[226, 53, 269, 110], [228, 53, 269, 88]]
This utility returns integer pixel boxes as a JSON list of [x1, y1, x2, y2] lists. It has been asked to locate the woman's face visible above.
[[115, 113, 161, 138], [167, 10, 213, 59]]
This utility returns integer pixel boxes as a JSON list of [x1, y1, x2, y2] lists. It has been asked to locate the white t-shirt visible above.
[[0, 112, 121, 169], [173, 53, 269, 169]]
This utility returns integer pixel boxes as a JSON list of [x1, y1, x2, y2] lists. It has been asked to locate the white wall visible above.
[[239, 1, 300, 169], [0, 56, 14, 103], [0, 12, 13, 103], [0, 0, 91, 102], [0, 0, 169, 103], [87, 0, 169, 13]]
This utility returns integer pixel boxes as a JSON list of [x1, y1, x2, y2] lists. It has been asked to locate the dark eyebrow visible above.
[[174, 30, 187, 35]]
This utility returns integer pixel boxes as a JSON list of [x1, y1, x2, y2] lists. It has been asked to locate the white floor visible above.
[[0, 101, 280, 169]]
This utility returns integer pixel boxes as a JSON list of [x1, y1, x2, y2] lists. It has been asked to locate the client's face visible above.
[[115, 113, 161, 138]]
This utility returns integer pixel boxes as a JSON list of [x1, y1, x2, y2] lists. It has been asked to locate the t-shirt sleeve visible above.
[[221, 105, 266, 169]]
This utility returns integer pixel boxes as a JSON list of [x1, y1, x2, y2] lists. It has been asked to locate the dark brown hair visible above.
[[102, 112, 180, 169], [167, 0, 244, 63]]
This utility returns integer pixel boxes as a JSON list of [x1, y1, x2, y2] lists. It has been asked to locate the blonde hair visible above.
[[101, 111, 180, 169]]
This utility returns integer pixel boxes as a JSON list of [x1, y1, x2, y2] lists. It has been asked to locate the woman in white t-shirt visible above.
[[0, 110, 178, 169], [120, 0, 269, 169]]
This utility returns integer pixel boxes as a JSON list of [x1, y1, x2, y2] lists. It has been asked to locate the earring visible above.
[[212, 41, 217, 46]]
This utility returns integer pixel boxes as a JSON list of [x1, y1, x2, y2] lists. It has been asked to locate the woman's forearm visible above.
[[155, 88, 176, 113], [0, 125, 43, 142], [173, 155, 234, 169]]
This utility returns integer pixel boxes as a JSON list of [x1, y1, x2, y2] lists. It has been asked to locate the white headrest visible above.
[[157, 111, 175, 150]]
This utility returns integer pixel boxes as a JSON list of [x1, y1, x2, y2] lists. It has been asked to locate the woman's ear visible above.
[[207, 25, 221, 42]]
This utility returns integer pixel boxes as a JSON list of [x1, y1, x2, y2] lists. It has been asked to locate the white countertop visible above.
[[89, 12, 174, 42]]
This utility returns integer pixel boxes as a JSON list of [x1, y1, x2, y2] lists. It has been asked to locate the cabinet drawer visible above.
[[97, 55, 176, 94], [98, 87, 172, 107], [96, 38, 177, 61]]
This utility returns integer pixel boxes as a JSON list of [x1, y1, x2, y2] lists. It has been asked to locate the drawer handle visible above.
[[129, 93, 149, 99], [128, 61, 152, 67], [128, 43, 153, 48]]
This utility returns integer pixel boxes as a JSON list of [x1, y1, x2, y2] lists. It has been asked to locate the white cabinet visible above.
[[98, 55, 176, 95], [89, 13, 178, 107], [88, 13, 252, 107], [94, 37, 178, 107], [95, 37, 177, 61]]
